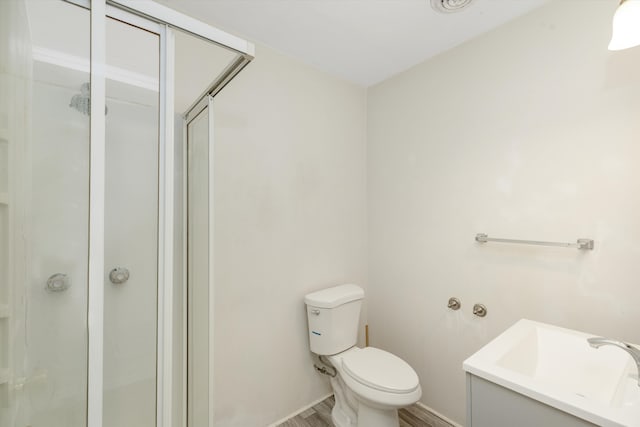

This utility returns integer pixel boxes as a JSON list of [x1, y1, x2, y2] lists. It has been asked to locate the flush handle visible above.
[[310, 309, 321, 315]]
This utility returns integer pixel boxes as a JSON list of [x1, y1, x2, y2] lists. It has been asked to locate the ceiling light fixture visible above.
[[609, 0, 640, 50]]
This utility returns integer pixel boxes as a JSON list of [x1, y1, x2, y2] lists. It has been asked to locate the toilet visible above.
[[304, 284, 421, 427]]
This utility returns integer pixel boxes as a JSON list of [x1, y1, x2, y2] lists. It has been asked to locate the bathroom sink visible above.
[[463, 319, 640, 427]]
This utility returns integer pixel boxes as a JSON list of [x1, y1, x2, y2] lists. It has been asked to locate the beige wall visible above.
[[367, 1, 640, 424], [212, 44, 368, 426]]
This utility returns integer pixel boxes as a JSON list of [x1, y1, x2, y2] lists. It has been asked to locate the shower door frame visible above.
[[60, 1, 254, 426], [183, 95, 216, 427]]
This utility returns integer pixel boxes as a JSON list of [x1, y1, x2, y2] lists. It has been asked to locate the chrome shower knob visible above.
[[46, 273, 70, 292], [109, 267, 130, 284]]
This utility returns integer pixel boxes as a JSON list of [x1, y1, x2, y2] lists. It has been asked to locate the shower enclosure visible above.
[[0, 1, 253, 426]]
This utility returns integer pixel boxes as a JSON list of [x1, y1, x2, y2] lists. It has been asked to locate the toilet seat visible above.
[[341, 347, 420, 394]]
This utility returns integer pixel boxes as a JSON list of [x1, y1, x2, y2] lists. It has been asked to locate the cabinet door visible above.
[[467, 374, 597, 427]]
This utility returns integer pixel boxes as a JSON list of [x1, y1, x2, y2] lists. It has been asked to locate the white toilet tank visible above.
[[304, 284, 364, 355]]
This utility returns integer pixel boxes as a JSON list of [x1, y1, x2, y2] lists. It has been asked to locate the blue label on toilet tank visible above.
[[312, 331, 321, 336]]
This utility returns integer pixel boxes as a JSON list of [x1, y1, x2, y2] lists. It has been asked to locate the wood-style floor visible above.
[[277, 396, 454, 427]]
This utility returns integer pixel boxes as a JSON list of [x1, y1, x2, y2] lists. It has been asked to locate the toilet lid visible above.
[[341, 347, 419, 394]]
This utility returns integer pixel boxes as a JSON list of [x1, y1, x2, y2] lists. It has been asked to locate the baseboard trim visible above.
[[415, 402, 463, 427], [267, 393, 333, 427]]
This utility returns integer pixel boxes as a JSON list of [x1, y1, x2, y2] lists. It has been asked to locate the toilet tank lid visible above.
[[304, 284, 364, 308]]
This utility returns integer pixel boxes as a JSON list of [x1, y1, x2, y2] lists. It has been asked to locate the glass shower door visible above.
[[2, 1, 252, 425], [103, 16, 160, 427], [1, 1, 91, 426], [1, 2, 162, 426]]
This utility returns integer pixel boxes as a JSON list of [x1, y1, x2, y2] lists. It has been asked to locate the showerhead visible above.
[[69, 82, 90, 115], [69, 82, 107, 115]]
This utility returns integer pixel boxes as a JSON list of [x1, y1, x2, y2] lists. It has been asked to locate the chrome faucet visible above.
[[587, 337, 640, 387]]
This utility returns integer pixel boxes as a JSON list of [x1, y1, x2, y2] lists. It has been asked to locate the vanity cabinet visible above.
[[466, 374, 598, 427]]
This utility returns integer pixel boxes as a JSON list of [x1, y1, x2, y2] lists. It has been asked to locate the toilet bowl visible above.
[[328, 346, 422, 427], [304, 284, 422, 427]]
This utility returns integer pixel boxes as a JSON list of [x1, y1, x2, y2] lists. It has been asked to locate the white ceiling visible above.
[[156, 0, 549, 86]]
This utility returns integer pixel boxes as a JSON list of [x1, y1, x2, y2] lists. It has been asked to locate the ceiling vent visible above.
[[430, 0, 474, 13]]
